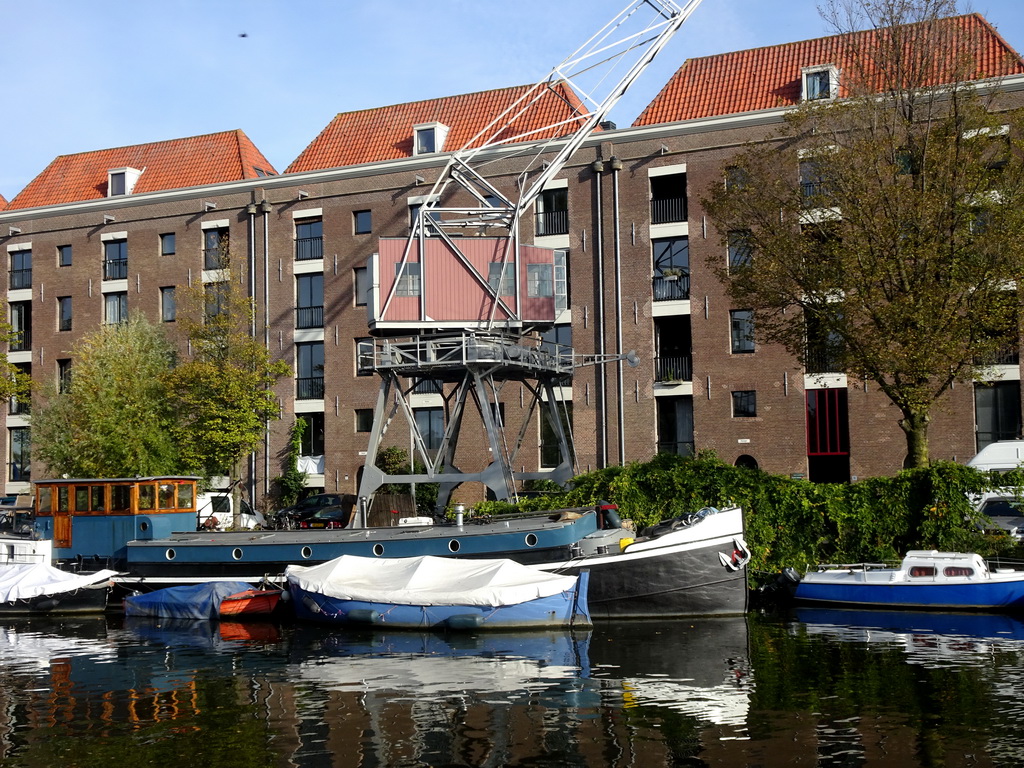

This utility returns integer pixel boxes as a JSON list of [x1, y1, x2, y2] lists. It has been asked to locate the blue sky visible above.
[[2, 0, 1021, 201]]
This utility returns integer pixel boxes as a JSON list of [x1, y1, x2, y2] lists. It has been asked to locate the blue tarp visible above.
[[124, 581, 254, 620]]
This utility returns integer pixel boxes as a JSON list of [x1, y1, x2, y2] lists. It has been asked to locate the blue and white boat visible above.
[[794, 550, 1024, 611], [286, 554, 592, 630]]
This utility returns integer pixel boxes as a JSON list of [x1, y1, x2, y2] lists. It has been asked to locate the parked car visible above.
[[297, 507, 351, 529], [975, 492, 1024, 540], [273, 494, 348, 529], [197, 493, 265, 531]]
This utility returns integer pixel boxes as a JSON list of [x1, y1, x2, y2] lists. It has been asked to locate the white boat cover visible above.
[[0, 563, 117, 601], [285, 555, 578, 607]]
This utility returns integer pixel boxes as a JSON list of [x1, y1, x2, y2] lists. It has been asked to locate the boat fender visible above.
[[446, 614, 484, 630], [35, 599, 60, 612], [301, 595, 323, 615], [345, 608, 380, 625]]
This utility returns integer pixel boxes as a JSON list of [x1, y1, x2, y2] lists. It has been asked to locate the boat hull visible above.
[[794, 579, 1024, 610], [290, 570, 591, 631], [0, 583, 111, 615]]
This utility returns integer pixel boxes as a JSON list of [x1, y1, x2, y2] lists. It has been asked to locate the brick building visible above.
[[0, 16, 1022, 503]]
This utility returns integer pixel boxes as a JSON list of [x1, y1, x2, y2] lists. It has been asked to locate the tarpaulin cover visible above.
[[124, 581, 254, 619], [0, 563, 117, 601], [285, 555, 578, 607]]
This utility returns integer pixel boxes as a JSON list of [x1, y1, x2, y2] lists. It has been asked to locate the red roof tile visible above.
[[287, 83, 590, 173], [635, 14, 1024, 126], [0, 193, 6, 211], [7, 130, 277, 210]]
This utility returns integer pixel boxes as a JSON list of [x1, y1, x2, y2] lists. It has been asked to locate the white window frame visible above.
[[801, 65, 839, 102]]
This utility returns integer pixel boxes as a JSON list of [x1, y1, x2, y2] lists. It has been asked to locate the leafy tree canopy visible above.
[[703, 0, 1024, 467]]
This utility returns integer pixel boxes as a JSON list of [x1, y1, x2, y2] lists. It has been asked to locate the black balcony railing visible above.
[[652, 274, 689, 301], [657, 440, 694, 457], [535, 209, 569, 236], [411, 378, 443, 395], [654, 355, 692, 383], [295, 305, 324, 329], [203, 249, 228, 270], [9, 330, 29, 352], [297, 376, 325, 400], [805, 347, 844, 374], [8, 396, 29, 416], [801, 181, 827, 202], [296, 237, 324, 261], [9, 269, 31, 290], [651, 196, 687, 224], [975, 346, 1021, 366], [103, 258, 128, 280]]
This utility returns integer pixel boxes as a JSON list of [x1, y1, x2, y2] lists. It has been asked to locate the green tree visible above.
[[32, 314, 179, 477], [274, 418, 308, 507], [166, 247, 290, 486], [702, 0, 1024, 467]]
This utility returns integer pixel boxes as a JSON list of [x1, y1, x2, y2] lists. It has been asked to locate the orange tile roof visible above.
[[287, 83, 591, 173], [8, 130, 277, 210], [635, 14, 1024, 126], [0, 194, 6, 211]]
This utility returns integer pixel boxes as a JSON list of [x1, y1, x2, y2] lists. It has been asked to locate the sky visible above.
[[2, 0, 1022, 201]]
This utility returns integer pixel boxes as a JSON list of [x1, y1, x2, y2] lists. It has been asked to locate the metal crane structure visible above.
[[356, 0, 703, 519]]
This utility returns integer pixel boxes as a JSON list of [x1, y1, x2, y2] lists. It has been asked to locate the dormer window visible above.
[[413, 122, 450, 156], [802, 65, 839, 102], [107, 167, 143, 197]]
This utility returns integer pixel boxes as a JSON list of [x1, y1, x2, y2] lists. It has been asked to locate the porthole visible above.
[[373, 543, 385, 556], [448, 539, 461, 553], [232, 548, 243, 561], [165, 548, 176, 561], [525, 533, 538, 547], [139, 521, 149, 533], [301, 546, 313, 559]]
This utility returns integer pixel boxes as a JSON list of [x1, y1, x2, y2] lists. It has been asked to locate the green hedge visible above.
[[470, 453, 1017, 585]]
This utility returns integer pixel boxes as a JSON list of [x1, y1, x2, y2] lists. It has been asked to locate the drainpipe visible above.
[[246, 201, 258, 506], [260, 198, 273, 498], [610, 156, 625, 465], [591, 157, 607, 468]]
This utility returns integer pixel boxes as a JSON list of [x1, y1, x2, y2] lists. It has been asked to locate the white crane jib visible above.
[[378, 0, 703, 327]]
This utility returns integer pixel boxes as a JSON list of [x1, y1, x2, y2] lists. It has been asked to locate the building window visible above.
[[295, 218, 323, 261], [416, 127, 436, 155], [296, 273, 324, 329], [658, 397, 694, 456], [395, 262, 421, 297], [355, 409, 374, 433], [725, 166, 749, 190], [976, 381, 1022, 451], [204, 282, 228, 319], [354, 210, 372, 235], [8, 427, 29, 482], [540, 402, 573, 468], [297, 342, 325, 400], [802, 65, 838, 101], [356, 338, 374, 376], [297, 412, 325, 456], [409, 203, 442, 232], [57, 244, 73, 267], [9, 249, 31, 290], [414, 407, 444, 453], [9, 363, 29, 416], [650, 173, 687, 224], [103, 239, 128, 280], [104, 292, 128, 324], [800, 159, 828, 203], [203, 228, 229, 269], [57, 296, 72, 332], [109, 171, 126, 196], [160, 233, 176, 256], [732, 390, 757, 418], [540, 323, 572, 354], [354, 267, 369, 307], [728, 230, 753, 272], [160, 287, 176, 322], [57, 359, 72, 394], [9, 302, 30, 352], [730, 309, 755, 353], [652, 237, 689, 301], [536, 188, 569, 236], [488, 263, 515, 296]]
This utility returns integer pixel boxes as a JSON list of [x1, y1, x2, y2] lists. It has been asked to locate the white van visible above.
[[196, 493, 266, 531], [968, 440, 1024, 473]]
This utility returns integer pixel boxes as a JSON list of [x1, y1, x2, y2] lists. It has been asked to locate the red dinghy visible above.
[[219, 588, 283, 618]]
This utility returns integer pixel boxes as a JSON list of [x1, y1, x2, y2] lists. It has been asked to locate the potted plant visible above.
[[661, 267, 684, 282]]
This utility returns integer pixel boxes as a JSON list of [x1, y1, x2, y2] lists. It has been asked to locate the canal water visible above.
[[0, 609, 1021, 767]]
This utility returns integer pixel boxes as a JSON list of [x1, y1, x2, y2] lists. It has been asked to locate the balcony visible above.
[[297, 376, 325, 400], [805, 348, 844, 374], [651, 196, 687, 225], [654, 355, 692, 383], [103, 258, 128, 281], [652, 273, 689, 301], [296, 236, 324, 261], [975, 346, 1020, 367], [9, 269, 31, 290], [8, 395, 29, 416], [295, 305, 324, 329], [535, 209, 569, 237], [657, 440, 694, 457]]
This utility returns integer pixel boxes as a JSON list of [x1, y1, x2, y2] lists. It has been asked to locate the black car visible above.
[[273, 493, 349, 529], [297, 507, 351, 530]]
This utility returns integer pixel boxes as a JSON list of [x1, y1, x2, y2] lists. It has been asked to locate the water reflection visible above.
[[0, 611, 1023, 765]]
